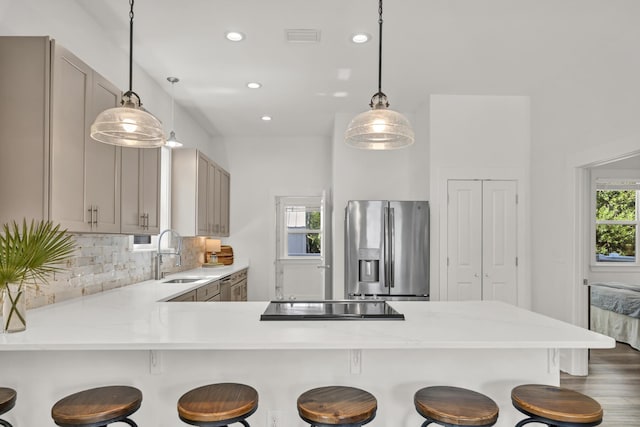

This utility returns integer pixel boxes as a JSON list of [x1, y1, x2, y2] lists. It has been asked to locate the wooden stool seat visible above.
[[414, 386, 499, 427], [297, 386, 377, 426], [0, 387, 16, 427], [511, 384, 603, 426], [51, 386, 142, 427], [0, 388, 16, 416], [178, 383, 258, 426]]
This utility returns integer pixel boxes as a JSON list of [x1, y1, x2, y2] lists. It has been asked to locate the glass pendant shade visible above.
[[91, 96, 165, 148], [90, 0, 166, 148], [344, 0, 415, 150], [345, 104, 415, 150], [165, 130, 183, 148]]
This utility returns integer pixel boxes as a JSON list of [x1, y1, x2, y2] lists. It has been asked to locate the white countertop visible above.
[[0, 262, 614, 351]]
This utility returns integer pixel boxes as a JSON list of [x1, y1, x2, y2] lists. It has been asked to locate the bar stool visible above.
[[51, 385, 142, 426], [414, 386, 499, 427], [0, 388, 16, 427], [511, 384, 603, 426], [297, 385, 377, 426], [177, 383, 258, 426]]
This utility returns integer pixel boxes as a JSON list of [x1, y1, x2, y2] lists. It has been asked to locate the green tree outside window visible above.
[[596, 190, 636, 257]]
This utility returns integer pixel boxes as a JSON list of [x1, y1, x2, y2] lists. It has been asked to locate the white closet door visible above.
[[447, 180, 483, 300], [447, 180, 518, 304], [482, 180, 518, 304]]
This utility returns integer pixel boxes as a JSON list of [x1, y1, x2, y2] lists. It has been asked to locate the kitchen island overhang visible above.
[[0, 277, 614, 426]]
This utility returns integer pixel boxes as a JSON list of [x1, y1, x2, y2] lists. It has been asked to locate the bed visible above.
[[590, 282, 640, 350]]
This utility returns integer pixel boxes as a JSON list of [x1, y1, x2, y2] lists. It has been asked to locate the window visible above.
[[277, 197, 323, 258], [593, 176, 640, 265]]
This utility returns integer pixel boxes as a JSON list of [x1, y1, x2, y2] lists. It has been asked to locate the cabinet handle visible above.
[[88, 205, 93, 225], [93, 207, 98, 226], [139, 214, 145, 228]]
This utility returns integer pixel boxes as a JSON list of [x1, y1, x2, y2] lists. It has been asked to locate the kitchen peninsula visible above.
[[0, 266, 613, 427]]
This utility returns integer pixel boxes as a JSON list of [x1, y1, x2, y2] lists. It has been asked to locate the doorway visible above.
[[446, 179, 518, 304], [275, 195, 331, 300]]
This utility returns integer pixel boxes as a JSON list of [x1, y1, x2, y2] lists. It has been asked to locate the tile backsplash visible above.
[[26, 234, 206, 309]]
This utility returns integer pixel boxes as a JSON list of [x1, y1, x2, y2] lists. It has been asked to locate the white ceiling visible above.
[[74, 0, 640, 139]]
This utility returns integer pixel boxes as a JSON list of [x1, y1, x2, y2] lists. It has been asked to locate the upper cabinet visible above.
[[121, 147, 161, 235], [172, 148, 230, 237], [0, 37, 51, 225], [0, 36, 161, 234], [50, 44, 121, 233]]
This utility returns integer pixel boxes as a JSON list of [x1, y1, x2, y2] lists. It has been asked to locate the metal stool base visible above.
[[514, 407, 602, 427], [300, 414, 375, 427], [179, 417, 250, 427], [420, 417, 497, 427], [0, 418, 13, 427], [54, 416, 138, 427]]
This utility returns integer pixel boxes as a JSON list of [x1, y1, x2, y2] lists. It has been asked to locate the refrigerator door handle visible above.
[[383, 206, 390, 288], [389, 207, 395, 287]]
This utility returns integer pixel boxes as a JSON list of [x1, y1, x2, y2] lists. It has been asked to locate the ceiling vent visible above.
[[285, 29, 321, 43]]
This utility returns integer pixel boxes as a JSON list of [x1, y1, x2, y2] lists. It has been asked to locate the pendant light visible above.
[[165, 77, 183, 148], [90, 0, 165, 148], [345, 0, 414, 150]]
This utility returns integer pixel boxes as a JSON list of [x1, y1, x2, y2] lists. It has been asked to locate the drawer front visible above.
[[229, 268, 248, 285], [196, 280, 220, 301], [206, 293, 221, 302], [169, 290, 196, 302]]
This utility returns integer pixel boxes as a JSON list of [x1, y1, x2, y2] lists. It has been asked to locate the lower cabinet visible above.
[[196, 280, 220, 301], [168, 289, 196, 302], [167, 268, 248, 302], [228, 269, 248, 301]]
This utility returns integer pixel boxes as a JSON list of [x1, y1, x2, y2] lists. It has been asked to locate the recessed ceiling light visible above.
[[351, 33, 370, 44], [225, 31, 245, 42], [261, 115, 272, 121], [247, 82, 262, 89], [333, 91, 348, 98]]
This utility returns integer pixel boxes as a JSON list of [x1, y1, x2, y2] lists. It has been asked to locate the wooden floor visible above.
[[561, 342, 640, 426]]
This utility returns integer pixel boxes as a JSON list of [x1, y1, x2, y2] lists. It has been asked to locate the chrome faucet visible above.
[[155, 229, 182, 280]]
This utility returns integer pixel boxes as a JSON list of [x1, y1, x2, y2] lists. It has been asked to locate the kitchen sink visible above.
[[162, 278, 200, 284]]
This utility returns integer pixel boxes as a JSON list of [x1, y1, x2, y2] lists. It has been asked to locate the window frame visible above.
[[591, 169, 640, 268], [277, 196, 324, 260]]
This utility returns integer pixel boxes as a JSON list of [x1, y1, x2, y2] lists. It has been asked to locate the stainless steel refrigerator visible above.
[[345, 200, 430, 300]]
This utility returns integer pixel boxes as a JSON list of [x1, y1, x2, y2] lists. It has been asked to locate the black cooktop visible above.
[[260, 300, 405, 321]]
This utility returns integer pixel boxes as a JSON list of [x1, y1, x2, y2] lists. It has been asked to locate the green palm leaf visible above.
[[0, 219, 75, 287]]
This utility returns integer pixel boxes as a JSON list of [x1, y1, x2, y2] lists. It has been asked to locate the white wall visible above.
[[429, 95, 531, 305], [222, 136, 332, 301], [531, 60, 640, 324], [331, 109, 430, 300]]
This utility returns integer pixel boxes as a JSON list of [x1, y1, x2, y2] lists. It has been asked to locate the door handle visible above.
[[389, 207, 395, 288], [316, 265, 331, 269]]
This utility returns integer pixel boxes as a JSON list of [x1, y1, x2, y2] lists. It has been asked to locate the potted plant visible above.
[[0, 219, 75, 332]]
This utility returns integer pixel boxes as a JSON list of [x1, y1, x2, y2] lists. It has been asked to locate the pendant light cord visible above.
[[377, 0, 383, 96], [123, 0, 141, 105], [370, 0, 389, 108], [171, 80, 176, 128], [128, 0, 134, 94]]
